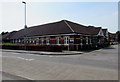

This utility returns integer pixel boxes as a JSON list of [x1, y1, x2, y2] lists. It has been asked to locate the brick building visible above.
[[2, 20, 110, 50]]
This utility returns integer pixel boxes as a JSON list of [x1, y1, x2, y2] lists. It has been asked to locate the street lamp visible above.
[[22, 1, 27, 50], [22, 1, 27, 29]]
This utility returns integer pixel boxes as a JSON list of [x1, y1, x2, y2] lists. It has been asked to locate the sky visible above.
[[1, 1, 118, 33]]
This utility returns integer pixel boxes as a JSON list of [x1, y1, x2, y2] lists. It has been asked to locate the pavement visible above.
[[0, 44, 118, 80], [1, 71, 30, 80], [2, 49, 83, 55]]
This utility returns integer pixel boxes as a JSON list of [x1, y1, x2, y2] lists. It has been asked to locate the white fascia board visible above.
[[97, 28, 104, 36], [28, 33, 77, 38], [20, 33, 99, 39]]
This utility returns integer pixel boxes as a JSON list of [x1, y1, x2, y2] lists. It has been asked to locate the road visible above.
[[0, 45, 118, 80]]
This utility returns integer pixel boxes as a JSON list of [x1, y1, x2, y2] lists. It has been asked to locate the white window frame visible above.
[[86, 37, 88, 45], [32, 40, 35, 44], [64, 37, 69, 44], [36, 38, 39, 44], [29, 39, 32, 43], [26, 40, 29, 43], [46, 38, 50, 45], [18, 39, 21, 43], [41, 38, 44, 45], [15, 39, 18, 43], [56, 37, 61, 44]]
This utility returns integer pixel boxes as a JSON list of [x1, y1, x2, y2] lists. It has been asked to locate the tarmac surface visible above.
[[0, 45, 119, 80]]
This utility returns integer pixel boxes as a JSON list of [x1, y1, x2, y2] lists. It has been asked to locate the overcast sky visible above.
[[1, 1, 118, 33]]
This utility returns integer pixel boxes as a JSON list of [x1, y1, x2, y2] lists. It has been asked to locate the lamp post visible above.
[[22, 1, 27, 50], [22, 1, 27, 29]]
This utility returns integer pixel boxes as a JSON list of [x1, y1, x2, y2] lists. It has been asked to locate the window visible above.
[[86, 37, 88, 44], [69, 38, 74, 44], [80, 38, 83, 45], [19, 39, 21, 43], [32, 40, 35, 44], [26, 40, 29, 43], [29, 39, 32, 43], [64, 37, 69, 44], [15, 39, 18, 43], [46, 38, 50, 45], [56, 37, 61, 44], [41, 38, 44, 45], [82, 38, 86, 45], [36, 38, 39, 44]]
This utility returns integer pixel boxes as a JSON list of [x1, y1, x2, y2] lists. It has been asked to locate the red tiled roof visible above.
[[2, 31, 17, 40], [109, 32, 117, 38], [10, 20, 101, 39]]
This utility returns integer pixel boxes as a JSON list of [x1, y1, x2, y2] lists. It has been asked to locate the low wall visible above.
[[1, 42, 110, 52], [2, 45, 62, 52]]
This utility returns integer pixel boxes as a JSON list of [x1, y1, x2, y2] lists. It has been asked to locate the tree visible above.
[[1, 32, 8, 35]]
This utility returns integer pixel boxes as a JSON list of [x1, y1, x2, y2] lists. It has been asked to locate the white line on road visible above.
[[48, 55, 82, 58], [17, 57, 34, 61], [2, 56, 34, 61]]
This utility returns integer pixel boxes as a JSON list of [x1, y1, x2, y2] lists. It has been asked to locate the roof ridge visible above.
[[63, 20, 75, 32]]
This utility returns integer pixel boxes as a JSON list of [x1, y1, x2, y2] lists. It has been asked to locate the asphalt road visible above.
[[1, 71, 29, 80], [1, 45, 118, 80]]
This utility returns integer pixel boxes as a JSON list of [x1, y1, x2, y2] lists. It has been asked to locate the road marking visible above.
[[48, 55, 82, 58], [17, 57, 34, 61], [2, 56, 34, 61]]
